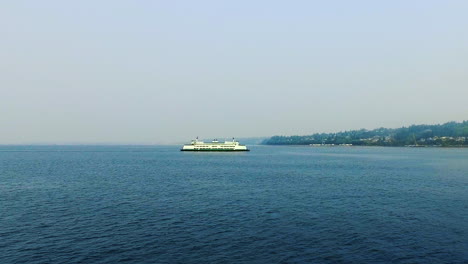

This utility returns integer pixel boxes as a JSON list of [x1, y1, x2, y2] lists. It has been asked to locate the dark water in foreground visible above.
[[1, 145, 467, 264]]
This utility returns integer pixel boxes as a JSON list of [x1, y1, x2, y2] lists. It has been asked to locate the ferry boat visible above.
[[181, 137, 250, 151]]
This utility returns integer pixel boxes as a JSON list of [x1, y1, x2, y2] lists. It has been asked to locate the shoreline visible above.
[[261, 144, 468, 148]]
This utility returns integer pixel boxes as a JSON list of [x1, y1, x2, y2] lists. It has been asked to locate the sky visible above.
[[1, 0, 467, 144]]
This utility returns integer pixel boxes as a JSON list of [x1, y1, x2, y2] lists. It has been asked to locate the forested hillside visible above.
[[262, 121, 468, 146]]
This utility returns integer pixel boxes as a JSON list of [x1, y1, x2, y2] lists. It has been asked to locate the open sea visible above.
[[0, 145, 467, 264]]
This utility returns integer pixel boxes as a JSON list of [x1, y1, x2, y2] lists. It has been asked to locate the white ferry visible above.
[[181, 137, 250, 151]]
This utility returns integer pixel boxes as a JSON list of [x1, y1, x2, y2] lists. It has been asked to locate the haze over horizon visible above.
[[2, 1, 468, 144]]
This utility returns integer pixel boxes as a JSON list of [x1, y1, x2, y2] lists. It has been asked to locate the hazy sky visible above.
[[1, 1, 467, 144]]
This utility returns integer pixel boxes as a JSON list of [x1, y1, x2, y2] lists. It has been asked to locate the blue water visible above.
[[1, 145, 467, 264]]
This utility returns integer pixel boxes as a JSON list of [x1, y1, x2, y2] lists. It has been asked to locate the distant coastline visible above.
[[262, 121, 468, 147]]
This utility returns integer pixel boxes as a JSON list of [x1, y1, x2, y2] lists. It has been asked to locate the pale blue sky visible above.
[[1, 1, 467, 144]]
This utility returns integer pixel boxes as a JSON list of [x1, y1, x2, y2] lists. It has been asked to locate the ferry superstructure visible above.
[[180, 138, 249, 151]]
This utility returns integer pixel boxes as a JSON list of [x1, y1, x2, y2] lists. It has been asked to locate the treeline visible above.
[[262, 121, 468, 146]]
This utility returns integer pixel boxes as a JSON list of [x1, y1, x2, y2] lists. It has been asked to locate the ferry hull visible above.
[[180, 149, 250, 151]]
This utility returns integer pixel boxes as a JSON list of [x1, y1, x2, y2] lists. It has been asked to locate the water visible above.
[[1, 145, 467, 264]]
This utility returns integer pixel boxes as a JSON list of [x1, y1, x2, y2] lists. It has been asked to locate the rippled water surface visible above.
[[1, 145, 467, 263]]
